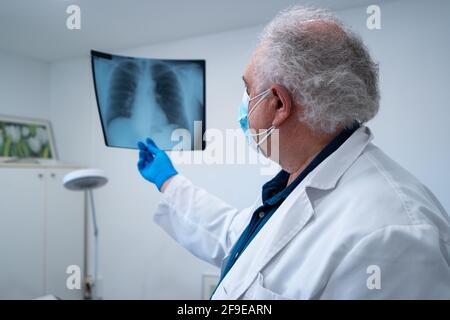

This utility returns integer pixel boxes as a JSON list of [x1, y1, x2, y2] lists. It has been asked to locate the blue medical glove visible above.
[[137, 138, 178, 191]]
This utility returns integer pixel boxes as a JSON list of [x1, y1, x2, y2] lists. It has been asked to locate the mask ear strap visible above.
[[249, 88, 271, 102], [255, 125, 276, 151], [248, 90, 271, 118], [248, 125, 275, 137]]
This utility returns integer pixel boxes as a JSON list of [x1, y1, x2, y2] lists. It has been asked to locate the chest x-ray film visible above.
[[91, 50, 206, 150]]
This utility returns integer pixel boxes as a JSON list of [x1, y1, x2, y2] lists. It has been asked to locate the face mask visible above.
[[238, 88, 276, 151]]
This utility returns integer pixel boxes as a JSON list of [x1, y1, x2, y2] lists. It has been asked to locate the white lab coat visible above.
[[154, 126, 450, 299]]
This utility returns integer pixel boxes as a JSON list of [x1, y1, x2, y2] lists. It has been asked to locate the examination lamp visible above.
[[63, 169, 108, 300]]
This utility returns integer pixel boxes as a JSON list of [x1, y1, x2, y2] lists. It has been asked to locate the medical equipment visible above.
[[91, 50, 206, 151], [63, 168, 108, 299], [238, 89, 276, 151]]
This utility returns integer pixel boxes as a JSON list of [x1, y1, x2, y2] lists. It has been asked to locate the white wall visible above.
[[0, 51, 50, 119], [14, 0, 450, 299]]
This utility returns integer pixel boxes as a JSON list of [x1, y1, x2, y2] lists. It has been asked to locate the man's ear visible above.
[[270, 84, 292, 127]]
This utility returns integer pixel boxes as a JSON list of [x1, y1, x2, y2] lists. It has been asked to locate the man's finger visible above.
[[137, 159, 145, 171], [145, 137, 160, 154], [137, 141, 147, 150]]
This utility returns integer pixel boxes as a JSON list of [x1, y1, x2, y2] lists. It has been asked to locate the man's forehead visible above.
[[242, 62, 254, 86], [243, 41, 267, 85], [242, 75, 249, 87]]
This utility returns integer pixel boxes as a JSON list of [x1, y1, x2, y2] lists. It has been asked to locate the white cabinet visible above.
[[0, 166, 84, 299]]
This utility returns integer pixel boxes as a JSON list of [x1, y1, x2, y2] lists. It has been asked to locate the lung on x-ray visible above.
[[91, 50, 206, 150]]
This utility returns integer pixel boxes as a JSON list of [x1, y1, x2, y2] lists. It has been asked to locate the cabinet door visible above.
[[45, 168, 84, 300], [0, 168, 46, 299]]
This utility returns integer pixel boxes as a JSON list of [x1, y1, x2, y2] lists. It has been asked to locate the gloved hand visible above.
[[137, 138, 178, 191]]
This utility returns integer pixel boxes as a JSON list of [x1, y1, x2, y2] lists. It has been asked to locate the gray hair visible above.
[[252, 6, 380, 133]]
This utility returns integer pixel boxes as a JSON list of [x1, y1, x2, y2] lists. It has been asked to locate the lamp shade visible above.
[[63, 169, 108, 191]]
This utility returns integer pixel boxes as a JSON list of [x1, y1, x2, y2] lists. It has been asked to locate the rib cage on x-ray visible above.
[[151, 62, 189, 130], [106, 61, 140, 126], [107, 61, 189, 131], [92, 51, 205, 150]]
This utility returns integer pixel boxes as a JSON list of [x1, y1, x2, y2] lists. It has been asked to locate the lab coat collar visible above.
[[213, 126, 374, 300], [304, 125, 373, 191]]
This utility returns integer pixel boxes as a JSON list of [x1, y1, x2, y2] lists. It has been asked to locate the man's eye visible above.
[[245, 87, 250, 95]]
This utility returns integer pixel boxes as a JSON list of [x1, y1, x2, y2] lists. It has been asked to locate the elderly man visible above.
[[137, 7, 450, 299]]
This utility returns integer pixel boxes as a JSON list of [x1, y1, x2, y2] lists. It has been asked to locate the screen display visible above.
[[91, 50, 206, 150]]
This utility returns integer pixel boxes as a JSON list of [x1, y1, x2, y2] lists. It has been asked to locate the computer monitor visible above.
[[91, 50, 206, 151]]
